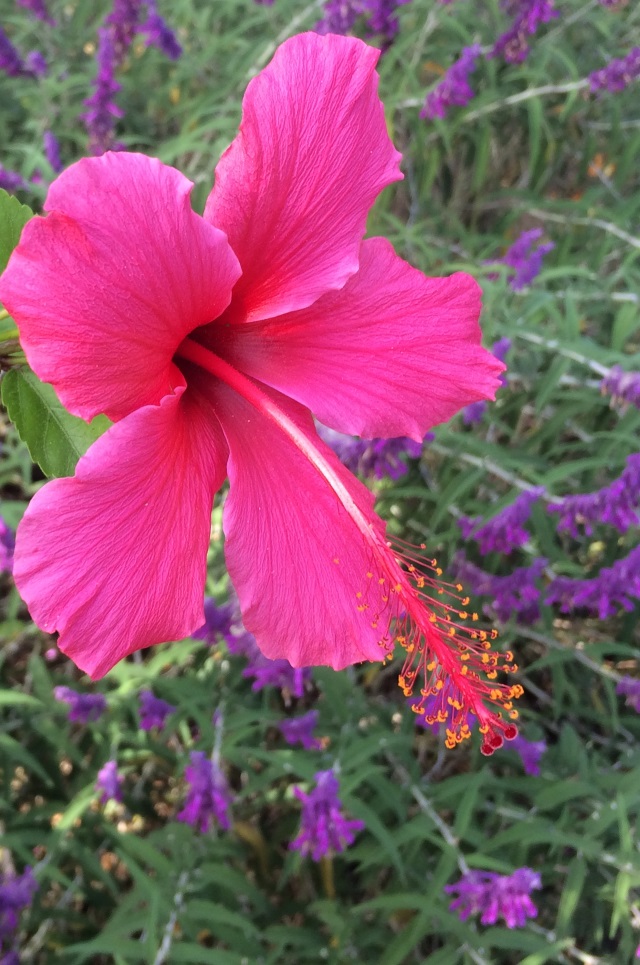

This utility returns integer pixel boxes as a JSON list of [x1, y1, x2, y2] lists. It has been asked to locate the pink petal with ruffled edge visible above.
[[13, 388, 228, 678], [214, 238, 502, 441], [0, 153, 241, 422], [204, 33, 402, 323], [214, 383, 391, 669]]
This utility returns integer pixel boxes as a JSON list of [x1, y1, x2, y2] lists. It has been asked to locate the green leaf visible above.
[[0, 189, 33, 276], [1, 367, 111, 478]]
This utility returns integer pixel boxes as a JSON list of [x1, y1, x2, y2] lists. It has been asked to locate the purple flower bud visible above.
[[43, 131, 63, 173], [462, 338, 511, 424], [278, 710, 323, 750], [290, 769, 364, 861], [491, 0, 558, 64], [138, 690, 175, 731], [24, 49, 47, 77], [16, 0, 56, 25], [507, 733, 547, 775], [0, 866, 38, 946], [445, 867, 541, 928], [316, 424, 426, 480], [601, 365, 640, 411], [0, 518, 15, 574], [616, 676, 640, 713], [590, 47, 640, 94], [490, 229, 554, 291], [96, 760, 124, 804], [459, 487, 545, 555], [0, 29, 25, 77], [138, 0, 182, 59], [177, 751, 232, 832], [54, 686, 107, 723], [191, 597, 235, 646], [421, 45, 481, 121]]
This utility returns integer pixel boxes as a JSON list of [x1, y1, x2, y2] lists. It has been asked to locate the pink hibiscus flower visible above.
[[0, 33, 519, 753]]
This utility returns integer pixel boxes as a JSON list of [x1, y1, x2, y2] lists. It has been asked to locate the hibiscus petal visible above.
[[13, 388, 227, 678], [0, 153, 241, 422], [213, 238, 502, 440], [204, 33, 402, 323], [215, 383, 392, 669]]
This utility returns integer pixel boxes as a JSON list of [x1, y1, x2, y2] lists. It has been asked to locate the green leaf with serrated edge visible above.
[[0, 189, 33, 277], [1, 367, 111, 478]]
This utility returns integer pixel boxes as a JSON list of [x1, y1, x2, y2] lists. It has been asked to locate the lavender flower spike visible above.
[[462, 337, 511, 425], [0, 517, 15, 574], [508, 734, 547, 775], [495, 228, 554, 291], [549, 453, 640, 537], [138, 0, 182, 59], [54, 686, 107, 723], [177, 751, 232, 832], [278, 710, 323, 750], [453, 554, 547, 625], [0, 28, 24, 77], [96, 760, 124, 804], [43, 131, 63, 173], [138, 690, 176, 731], [459, 486, 545, 555], [590, 48, 640, 95], [0, 866, 38, 948], [81, 28, 123, 156], [616, 676, 640, 714], [446, 867, 541, 928], [290, 769, 364, 861], [545, 544, 640, 619], [316, 424, 425, 481], [421, 45, 481, 121], [491, 0, 558, 64], [16, 0, 56, 25], [601, 365, 640, 411]]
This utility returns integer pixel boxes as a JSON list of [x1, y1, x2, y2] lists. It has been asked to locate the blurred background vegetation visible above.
[[1, 0, 639, 962]]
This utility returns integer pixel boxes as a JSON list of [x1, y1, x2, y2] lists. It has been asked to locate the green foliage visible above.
[[1, 368, 111, 478], [1, 0, 640, 963]]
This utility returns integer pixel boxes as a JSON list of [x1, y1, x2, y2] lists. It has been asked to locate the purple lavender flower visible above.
[[315, 0, 409, 45], [601, 366, 640, 411], [0, 29, 24, 77], [138, 0, 182, 59], [445, 867, 541, 928], [0, 167, 27, 193], [191, 597, 235, 646], [492, 229, 555, 291], [290, 769, 364, 861], [421, 45, 481, 121], [82, 28, 124, 155], [177, 751, 232, 832], [507, 734, 546, 775], [24, 50, 47, 77], [96, 760, 124, 804], [459, 487, 545, 555], [0, 866, 38, 947], [106, 0, 145, 61], [278, 710, 323, 750], [616, 676, 640, 713], [0, 518, 15, 574], [453, 554, 548, 624], [546, 545, 640, 619], [491, 0, 558, 64], [43, 131, 63, 173], [16, 0, 56, 25], [244, 653, 311, 697], [138, 690, 175, 731], [590, 48, 640, 94], [316, 424, 425, 480], [54, 686, 107, 723], [462, 337, 511, 425], [549, 454, 640, 537]]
